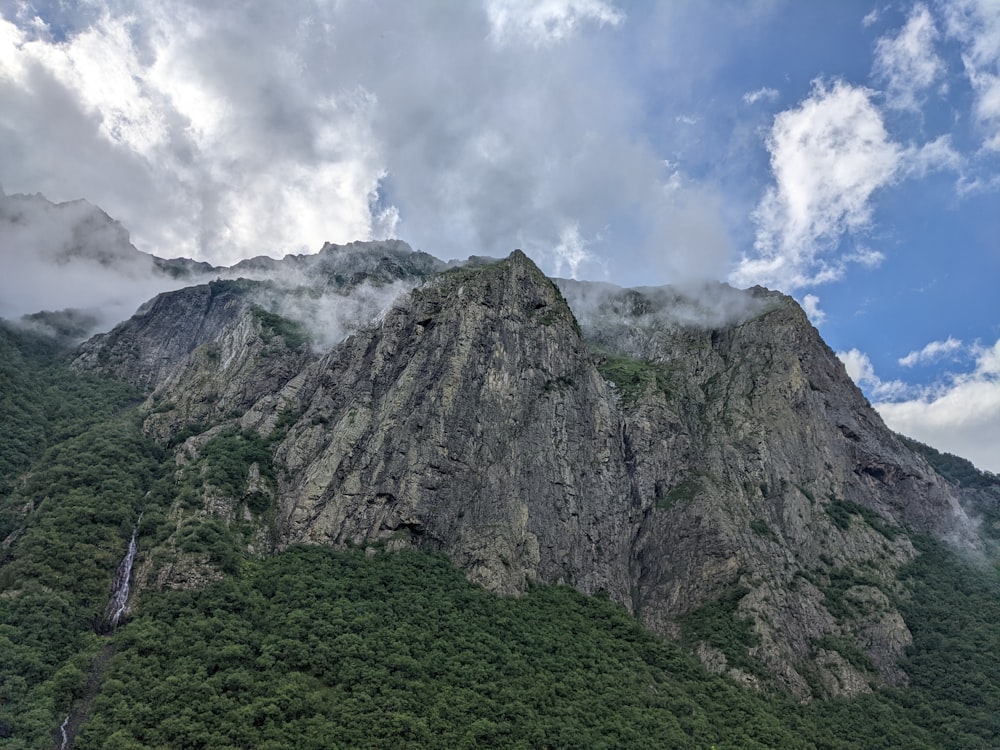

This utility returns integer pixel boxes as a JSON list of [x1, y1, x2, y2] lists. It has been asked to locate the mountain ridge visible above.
[[60, 244, 985, 700]]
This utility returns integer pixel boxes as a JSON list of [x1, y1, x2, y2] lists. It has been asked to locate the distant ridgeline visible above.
[[1, 242, 998, 748]]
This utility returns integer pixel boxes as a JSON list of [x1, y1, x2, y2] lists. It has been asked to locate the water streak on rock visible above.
[[106, 516, 141, 629]]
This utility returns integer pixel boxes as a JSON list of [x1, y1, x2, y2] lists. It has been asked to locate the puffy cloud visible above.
[[943, 0, 1000, 151], [839, 340, 1000, 473], [0, 6, 385, 265], [732, 80, 960, 291], [837, 348, 909, 400], [732, 81, 902, 290], [898, 336, 964, 367], [877, 339, 1000, 473], [839, 347, 877, 386], [801, 293, 825, 325], [873, 3, 944, 111], [0, 0, 731, 286]]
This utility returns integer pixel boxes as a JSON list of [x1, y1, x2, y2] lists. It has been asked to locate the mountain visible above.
[[69, 246, 980, 695], [0, 191, 217, 338], [1, 227, 998, 747]]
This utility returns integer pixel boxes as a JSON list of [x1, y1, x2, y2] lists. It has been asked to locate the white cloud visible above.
[[485, 0, 624, 46], [733, 80, 903, 290], [0, 6, 385, 265], [26, 13, 168, 153], [839, 341, 1000, 473], [548, 222, 598, 279], [801, 293, 825, 325], [843, 245, 886, 268], [837, 348, 910, 400], [898, 336, 963, 367], [743, 87, 779, 105], [873, 3, 944, 111], [0, 0, 732, 288], [839, 347, 879, 386], [876, 338, 1000, 473], [901, 134, 964, 176], [862, 9, 881, 29], [732, 80, 961, 292], [943, 0, 1000, 151]]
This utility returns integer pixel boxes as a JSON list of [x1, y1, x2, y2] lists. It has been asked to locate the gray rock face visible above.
[[267, 252, 636, 599], [570, 281, 972, 695], [229, 239, 445, 283], [72, 280, 258, 389], [74, 247, 978, 699]]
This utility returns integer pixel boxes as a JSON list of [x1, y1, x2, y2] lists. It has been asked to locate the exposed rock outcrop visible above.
[[266, 252, 636, 600]]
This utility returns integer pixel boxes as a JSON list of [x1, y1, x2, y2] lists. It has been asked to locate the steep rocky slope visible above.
[[261, 253, 636, 602], [72, 246, 978, 700], [565, 281, 975, 696]]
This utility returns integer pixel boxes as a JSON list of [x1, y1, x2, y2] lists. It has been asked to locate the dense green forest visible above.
[[0, 323, 168, 745], [1, 321, 999, 748]]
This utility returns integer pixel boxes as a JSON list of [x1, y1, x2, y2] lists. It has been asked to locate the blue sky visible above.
[[0, 0, 997, 471]]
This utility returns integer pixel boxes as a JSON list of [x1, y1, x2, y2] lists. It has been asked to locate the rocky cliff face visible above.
[[73, 245, 977, 700], [259, 253, 637, 601], [73, 280, 256, 389], [569, 283, 973, 695]]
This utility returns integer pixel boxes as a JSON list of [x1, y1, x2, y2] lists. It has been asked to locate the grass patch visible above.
[[750, 519, 778, 542], [825, 497, 899, 540], [251, 307, 311, 349], [680, 584, 767, 681], [657, 476, 703, 509], [593, 352, 675, 406]]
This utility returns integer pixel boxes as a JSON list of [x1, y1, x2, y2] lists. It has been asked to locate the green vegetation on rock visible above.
[[680, 584, 766, 680], [0, 323, 143, 498], [824, 497, 900, 540], [593, 351, 674, 405], [251, 307, 311, 350], [900, 436, 1000, 491], [0, 325, 172, 746]]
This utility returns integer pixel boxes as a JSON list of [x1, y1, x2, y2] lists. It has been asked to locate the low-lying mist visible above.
[[251, 279, 418, 352], [556, 278, 778, 335], [3, 190, 782, 356], [1, 193, 430, 346], [0, 192, 213, 338]]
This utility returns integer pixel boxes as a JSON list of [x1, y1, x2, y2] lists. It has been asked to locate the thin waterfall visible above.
[[105, 515, 141, 629], [61, 519, 141, 747]]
